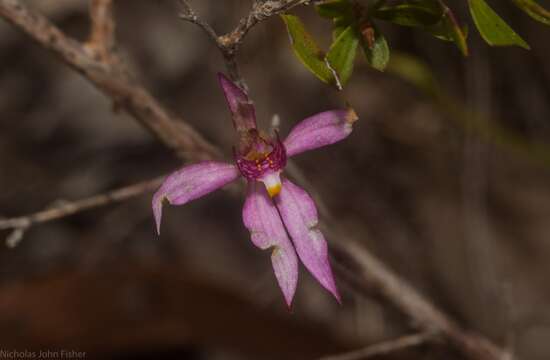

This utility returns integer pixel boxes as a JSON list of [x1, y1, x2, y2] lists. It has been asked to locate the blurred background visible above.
[[0, 0, 549, 359]]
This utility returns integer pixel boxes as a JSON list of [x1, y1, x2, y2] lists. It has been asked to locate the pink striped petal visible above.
[[152, 161, 239, 234], [275, 179, 340, 302], [243, 182, 298, 307], [283, 109, 358, 157], [218, 73, 257, 132]]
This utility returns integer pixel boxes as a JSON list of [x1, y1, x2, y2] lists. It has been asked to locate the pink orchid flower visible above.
[[153, 73, 358, 307]]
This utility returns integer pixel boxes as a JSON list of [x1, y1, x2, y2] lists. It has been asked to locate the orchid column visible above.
[[153, 73, 358, 307]]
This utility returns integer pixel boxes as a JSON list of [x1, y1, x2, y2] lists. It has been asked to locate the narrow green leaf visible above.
[[333, 15, 353, 39], [386, 52, 439, 95], [333, 24, 348, 40], [468, 0, 530, 49], [430, 23, 469, 43], [373, 4, 441, 27], [332, 25, 348, 41], [316, 0, 353, 19], [373, 1, 468, 56], [281, 14, 334, 84], [326, 26, 360, 86], [439, 6, 469, 56], [389, 52, 550, 169], [512, 0, 550, 25], [360, 23, 390, 71]]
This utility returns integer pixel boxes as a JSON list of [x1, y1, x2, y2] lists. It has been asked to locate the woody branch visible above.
[[179, 0, 322, 86]]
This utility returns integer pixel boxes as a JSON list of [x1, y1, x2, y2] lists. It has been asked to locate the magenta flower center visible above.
[[235, 130, 287, 181]]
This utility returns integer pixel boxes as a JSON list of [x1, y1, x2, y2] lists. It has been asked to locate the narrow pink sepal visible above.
[[243, 182, 299, 307], [283, 109, 358, 157], [275, 179, 341, 302], [152, 161, 239, 234], [218, 73, 257, 132]]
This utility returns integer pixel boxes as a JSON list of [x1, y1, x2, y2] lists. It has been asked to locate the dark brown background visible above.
[[1, 1, 549, 359]]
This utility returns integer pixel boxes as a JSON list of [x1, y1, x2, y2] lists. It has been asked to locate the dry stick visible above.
[[179, 0, 317, 85], [319, 333, 433, 360], [0, 176, 164, 248], [0, 0, 220, 161], [86, 0, 116, 63], [0, 1, 510, 359], [330, 240, 510, 360]]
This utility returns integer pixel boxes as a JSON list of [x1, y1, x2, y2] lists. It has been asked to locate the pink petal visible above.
[[275, 179, 340, 302], [218, 73, 257, 132], [283, 109, 358, 157], [152, 161, 239, 234], [243, 182, 299, 307]]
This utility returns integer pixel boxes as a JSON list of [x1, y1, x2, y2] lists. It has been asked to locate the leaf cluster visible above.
[[282, 0, 549, 89]]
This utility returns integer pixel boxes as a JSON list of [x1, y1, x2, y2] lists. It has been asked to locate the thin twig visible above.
[[86, 0, 116, 63], [330, 240, 510, 360], [178, 0, 219, 44], [179, 0, 317, 86], [0, 0, 221, 161], [0, 176, 164, 247], [319, 333, 433, 360]]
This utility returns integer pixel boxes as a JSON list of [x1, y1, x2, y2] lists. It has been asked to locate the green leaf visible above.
[[389, 52, 550, 169], [468, 0, 530, 49], [373, 4, 441, 27], [326, 26, 360, 86], [333, 23, 348, 40], [316, 0, 353, 19], [360, 23, 390, 71], [429, 24, 468, 42], [333, 15, 353, 39], [386, 52, 439, 96], [512, 0, 550, 25], [373, 1, 468, 56], [281, 14, 334, 84], [317, 0, 355, 41], [428, 22, 470, 56], [437, 7, 469, 56]]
